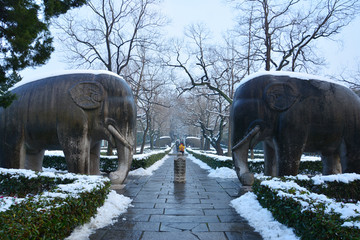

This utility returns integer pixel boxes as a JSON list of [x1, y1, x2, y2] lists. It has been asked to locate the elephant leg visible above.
[[321, 150, 342, 175], [275, 138, 304, 176], [264, 140, 277, 176], [341, 144, 360, 173], [3, 135, 26, 169], [90, 141, 101, 175], [60, 135, 91, 174], [25, 149, 45, 171]]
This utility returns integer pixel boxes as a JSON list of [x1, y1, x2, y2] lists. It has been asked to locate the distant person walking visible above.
[[179, 143, 185, 155]]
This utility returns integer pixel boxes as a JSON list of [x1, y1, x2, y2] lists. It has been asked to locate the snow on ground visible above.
[[128, 155, 171, 176], [231, 192, 299, 240], [0, 149, 170, 239], [66, 190, 132, 240], [2, 149, 302, 239], [66, 152, 170, 238], [187, 153, 238, 178], [44, 150, 64, 157], [188, 151, 300, 240], [208, 167, 238, 178]]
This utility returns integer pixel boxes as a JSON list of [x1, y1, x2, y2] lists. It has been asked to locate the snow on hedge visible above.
[[0, 168, 109, 212], [231, 192, 299, 240], [257, 175, 360, 229], [66, 191, 132, 240], [129, 155, 171, 176], [188, 148, 320, 162]]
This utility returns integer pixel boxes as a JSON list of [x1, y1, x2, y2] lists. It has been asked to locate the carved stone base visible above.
[[240, 185, 253, 195], [174, 156, 186, 183], [111, 184, 125, 190]]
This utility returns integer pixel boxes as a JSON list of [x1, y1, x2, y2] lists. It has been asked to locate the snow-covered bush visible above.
[[0, 168, 111, 239], [187, 148, 322, 175], [186, 148, 233, 169], [253, 175, 360, 239], [131, 147, 171, 170], [43, 147, 172, 173]]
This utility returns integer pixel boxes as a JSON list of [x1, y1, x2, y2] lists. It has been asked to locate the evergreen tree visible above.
[[0, 0, 86, 107]]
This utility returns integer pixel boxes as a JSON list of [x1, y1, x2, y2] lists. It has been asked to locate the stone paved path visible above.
[[89, 151, 263, 240]]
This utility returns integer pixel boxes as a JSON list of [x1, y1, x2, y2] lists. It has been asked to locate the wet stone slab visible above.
[[89, 151, 262, 240]]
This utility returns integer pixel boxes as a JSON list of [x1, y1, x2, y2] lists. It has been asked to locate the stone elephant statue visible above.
[[230, 73, 360, 186], [0, 71, 136, 184]]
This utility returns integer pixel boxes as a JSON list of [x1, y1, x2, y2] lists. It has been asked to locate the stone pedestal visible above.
[[174, 154, 186, 183]]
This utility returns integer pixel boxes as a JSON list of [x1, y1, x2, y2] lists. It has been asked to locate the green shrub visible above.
[[294, 177, 360, 203], [0, 170, 111, 239], [252, 177, 360, 239], [0, 173, 73, 198], [186, 149, 233, 169], [43, 148, 172, 173], [131, 149, 171, 170], [43, 156, 67, 171], [187, 148, 323, 175]]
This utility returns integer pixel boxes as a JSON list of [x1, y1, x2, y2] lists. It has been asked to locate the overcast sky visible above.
[[20, 0, 360, 81]]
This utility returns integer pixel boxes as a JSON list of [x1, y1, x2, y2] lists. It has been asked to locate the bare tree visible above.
[[167, 23, 235, 104], [230, 0, 360, 72], [179, 90, 228, 155], [134, 45, 170, 153], [167, 23, 246, 155], [55, 0, 166, 74]]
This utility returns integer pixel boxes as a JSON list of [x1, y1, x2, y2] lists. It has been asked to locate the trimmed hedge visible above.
[[0, 169, 111, 239], [0, 148, 171, 239], [186, 148, 322, 175], [294, 176, 360, 203], [0, 172, 73, 198], [186, 148, 233, 169], [131, 149, 171, 170], [252, 176, 360, 239], [43, 148, 172, 173], [188, 148, 360, 238]]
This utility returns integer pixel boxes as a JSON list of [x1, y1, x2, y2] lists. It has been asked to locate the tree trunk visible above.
[[204, 139, 211, 150], [215, 142, 223, 156], [150, 134, 154, 150]]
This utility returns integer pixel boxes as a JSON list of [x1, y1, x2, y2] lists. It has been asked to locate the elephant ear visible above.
[[264, 82, 299, 111], [69, 81, 105, 110]]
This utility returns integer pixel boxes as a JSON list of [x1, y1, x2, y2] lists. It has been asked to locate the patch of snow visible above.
[[44, 150, 65, 157], [186, 136, 200, 140], [14, 69, 121, 89], [311, 173, 360, 185], [0, 196, 24, 212], [236, 71, 347, 89], [159, 136, 171, 139], [66, 190, 132, 240], [188, 148, 231, 162], [187, 154, 212, 171], [129, 155, 171, 176], [231, 192, 300, 240], [188, 154, 237, 178], [261, 178, 360, 226], [208, 167, 237, 178], [133, 147, 171, 161], [300, 155, 321, 162]]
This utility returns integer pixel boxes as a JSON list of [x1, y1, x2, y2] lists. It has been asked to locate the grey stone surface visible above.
[[89, 149, 262, 240]]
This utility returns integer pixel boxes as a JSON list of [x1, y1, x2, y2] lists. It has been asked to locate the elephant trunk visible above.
[[107, 125, 134, 184], [232, 125, 260, 186]]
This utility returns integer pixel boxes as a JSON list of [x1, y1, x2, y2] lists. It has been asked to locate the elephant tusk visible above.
[[107, 125, 133, 150], [232, 125, 261, 151]]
